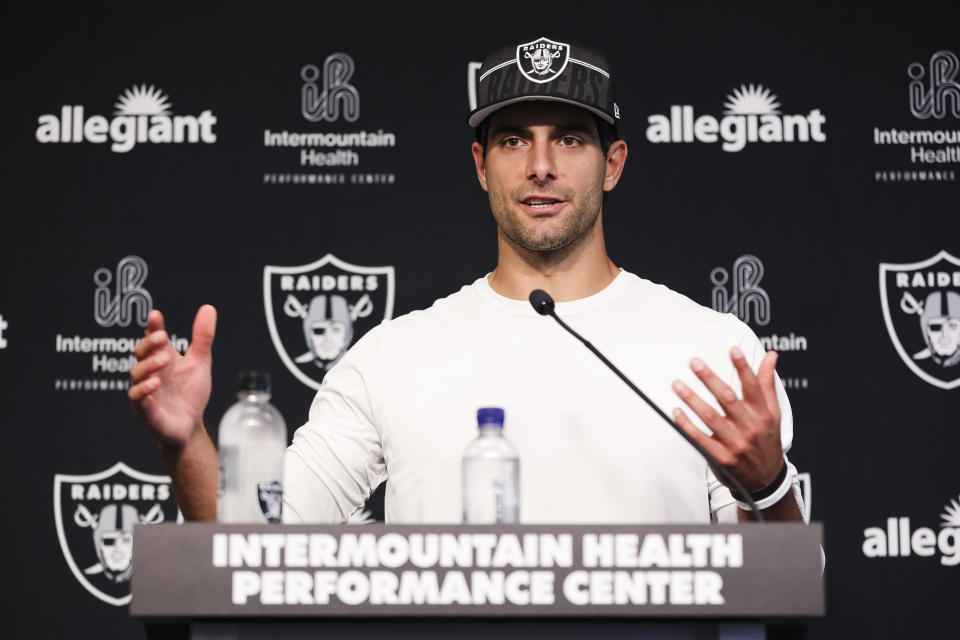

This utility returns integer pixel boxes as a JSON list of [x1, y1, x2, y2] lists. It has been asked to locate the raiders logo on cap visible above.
[[468, 37, 620, 129], [516, 37, 570, 84]]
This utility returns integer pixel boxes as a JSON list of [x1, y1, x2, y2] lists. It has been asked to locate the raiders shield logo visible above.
[[53, 462, 178, 606], [257, 480, 283, 523], [264, 254, 395, 389], [516, 37, 570, 84], [880, 250, 960, 389]]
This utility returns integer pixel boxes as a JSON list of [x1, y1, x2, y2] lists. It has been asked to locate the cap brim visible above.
[[468, 95, 615, 128]]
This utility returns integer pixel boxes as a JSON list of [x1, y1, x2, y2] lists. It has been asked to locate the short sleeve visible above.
[[282, 327, 388, 523]]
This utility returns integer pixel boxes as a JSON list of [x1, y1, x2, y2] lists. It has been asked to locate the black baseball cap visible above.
[[468, 36, 620, 128]]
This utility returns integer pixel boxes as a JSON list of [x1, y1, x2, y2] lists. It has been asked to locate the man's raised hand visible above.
[[670, 347, 784, 493], [129, 305, 217, 448]]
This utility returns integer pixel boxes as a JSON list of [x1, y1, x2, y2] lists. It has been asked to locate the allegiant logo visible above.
[[861, 495, 960, 566], [645, 84, 826, 152], [35, 84, 217, 153]]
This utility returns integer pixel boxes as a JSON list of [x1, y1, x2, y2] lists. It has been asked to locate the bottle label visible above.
[[218, 446, 237, 497], [256, 480, 283, 523], [492, 480, 505, 524]]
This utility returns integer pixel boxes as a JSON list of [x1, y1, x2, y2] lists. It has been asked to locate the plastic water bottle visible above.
[[462, 407, 519, 523], [217, 371, 286, 523]]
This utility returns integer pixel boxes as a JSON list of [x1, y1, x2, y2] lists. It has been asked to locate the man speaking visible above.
[[129, 37, 804, 526]]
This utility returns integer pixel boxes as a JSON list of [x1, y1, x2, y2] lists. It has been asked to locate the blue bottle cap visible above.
[[477, 407, 505, 426]]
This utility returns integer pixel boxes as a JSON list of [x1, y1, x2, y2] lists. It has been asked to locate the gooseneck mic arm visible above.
[[528, 289, 765, 522]]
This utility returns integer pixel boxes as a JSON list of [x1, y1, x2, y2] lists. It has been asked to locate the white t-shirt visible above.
[[283, 271, 800, 524]]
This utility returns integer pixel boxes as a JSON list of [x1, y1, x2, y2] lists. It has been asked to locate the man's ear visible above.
[[471, 141, 488, 192], [603, 140, 628, 192]]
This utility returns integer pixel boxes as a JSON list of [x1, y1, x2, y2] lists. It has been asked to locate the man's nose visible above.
[[526, 140, 557, 182]]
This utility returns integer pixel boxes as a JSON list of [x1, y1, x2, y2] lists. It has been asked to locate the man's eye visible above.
[[503, 137, 522, 147], [560, 136, 580, 146]]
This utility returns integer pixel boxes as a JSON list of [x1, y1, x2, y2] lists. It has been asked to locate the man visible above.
[[129, 38, 803, 525]]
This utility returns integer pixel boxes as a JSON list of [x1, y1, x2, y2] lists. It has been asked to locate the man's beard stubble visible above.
[[488, 175, 605, 255]]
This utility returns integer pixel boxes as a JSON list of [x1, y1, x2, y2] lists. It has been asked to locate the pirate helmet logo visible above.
[[516, 37, 570, 84], [918, 291, 960, 365], [880, 250, 960, 389], [303, 294, 355, 368], [264, 254, 395, 389], [257, 480, 283, 523], [90, 504, 137, 582], [53, 462, 178, 606]]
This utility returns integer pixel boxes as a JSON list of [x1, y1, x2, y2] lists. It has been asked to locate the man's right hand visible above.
[[129, 305, 217, 449]]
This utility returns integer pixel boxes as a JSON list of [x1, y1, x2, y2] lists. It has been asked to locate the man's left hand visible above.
[[671, 346, 784, 493]]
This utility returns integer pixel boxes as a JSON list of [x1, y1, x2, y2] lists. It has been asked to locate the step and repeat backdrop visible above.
[[3, 5, 957, 639]]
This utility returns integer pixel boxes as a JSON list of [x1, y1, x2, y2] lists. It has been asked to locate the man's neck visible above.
[[488, 221, 620, 302]]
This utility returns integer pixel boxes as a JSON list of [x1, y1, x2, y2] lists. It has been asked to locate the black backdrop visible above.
[[3, 4, 959, 638]]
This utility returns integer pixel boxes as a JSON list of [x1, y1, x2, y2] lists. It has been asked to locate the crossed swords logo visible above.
[[283, 293, 373, 364]]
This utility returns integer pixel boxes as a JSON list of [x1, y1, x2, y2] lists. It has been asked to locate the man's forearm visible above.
[[159, 422, 219, 522]]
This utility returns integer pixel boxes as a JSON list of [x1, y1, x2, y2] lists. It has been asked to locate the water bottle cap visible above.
[[477, 407, 505, 427], [236, 370, 271, 393]]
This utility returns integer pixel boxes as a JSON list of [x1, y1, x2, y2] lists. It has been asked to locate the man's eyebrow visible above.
[[488, 122, 598, 140], [552, 123, 597, 138], [488, 124, 529, 139]]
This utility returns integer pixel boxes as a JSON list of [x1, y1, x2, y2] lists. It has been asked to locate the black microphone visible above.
[[529, 289, 555, 316], [528, 288, 765, 521]]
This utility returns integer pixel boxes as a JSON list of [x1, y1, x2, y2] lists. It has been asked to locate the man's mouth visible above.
[[519, 196, 566, 215]]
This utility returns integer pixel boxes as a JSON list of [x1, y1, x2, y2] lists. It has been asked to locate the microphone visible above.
[[529, 289, 555, 316], [528, 289, 765, 521]]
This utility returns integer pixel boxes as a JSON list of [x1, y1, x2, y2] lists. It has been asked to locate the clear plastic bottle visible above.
[[217, 371, 286, 523], [462, 407, 519, 524]]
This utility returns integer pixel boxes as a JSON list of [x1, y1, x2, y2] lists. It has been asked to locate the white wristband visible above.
[[734, 466, 794, 511]]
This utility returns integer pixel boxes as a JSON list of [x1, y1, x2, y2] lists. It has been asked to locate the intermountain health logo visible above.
[[646, 84, 826, 152], [862, 494, 960, 566], [909, 50, 960, 120], [880, 250, 960, 389], [709, 255, 810, 390], [54, 256, 188, 392], [36, 84, 217, 153], [262, 55, 398, 186], [873, 50, 958, 183], [264, 254, 395, 389], [302, 53, 359, 122], [54, 462, 179, 605]]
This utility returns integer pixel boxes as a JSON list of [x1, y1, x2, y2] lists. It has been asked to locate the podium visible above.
[[131, 523, 823, 639]]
